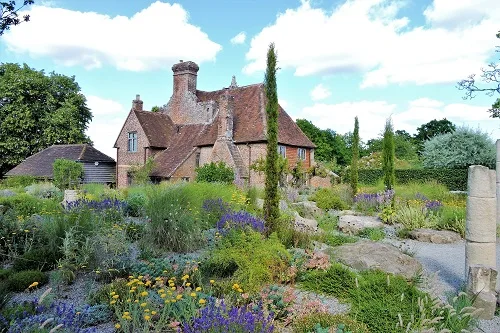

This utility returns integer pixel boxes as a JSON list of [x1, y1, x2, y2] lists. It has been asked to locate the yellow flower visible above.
[[126, 299, 131, 303], [110, 291, 116, 296], [160, 293, 167, 298], [140, 291, 148, 297], [210, 280, 215, 284], [140, 302, 147, 307], [158, 289, 165, 293], [151, 311, 157, 315], [195, 287, 202, 292], [181, 274, 189, 280], [28, 281, 39, 288], [124, 312, 130, 316], [176, 294, 182, 300], [232, 283, 239, 290], [171, 287, 176, 291], [110, 300, 116, 305], [138, 275, 143, 279], [186, 282, 191, 287], [112, 295, 119, 299], [237, 288, 243, 293], [134, 300, 139, 303], [115, 323, 121, 329], [190, 292, 197, 297], [165, 300, 170, 304], [145, 280, 152, 287], [199, 299, 206, 305], [128, 275, 135, 279], [144, 315, 151, 321], [144, 309, 150, 312]]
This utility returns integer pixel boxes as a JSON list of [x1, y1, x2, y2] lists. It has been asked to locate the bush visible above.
[[347, 169, 468, 191], [203, 230, 290, 292], [423, 126, 495, 169], [358, 227, 385, 241], [53, 158, 83, 190], [24, 182, 61, 199], [293, 313, 369, 333], [0, 193, 62, 219], [12, 247, 60, 272], [309, 188, 348, 211], [125, 192, 146, 217], [196, 161, 235, 184], [7, 270, 48, 292], [393, 203, 437, 230], [0, 176, 37, 189]]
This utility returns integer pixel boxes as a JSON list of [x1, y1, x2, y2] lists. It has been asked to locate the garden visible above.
[[0, 167, 482, 333]]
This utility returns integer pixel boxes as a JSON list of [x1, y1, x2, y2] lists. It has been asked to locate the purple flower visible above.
[[217, 211, 266, 234], [425, 200, 442, 211], [183, 299, 274, 333]]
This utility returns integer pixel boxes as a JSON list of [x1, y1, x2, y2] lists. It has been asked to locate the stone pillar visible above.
[[496, 140, 500, 225], [465, 165, 497, 319]]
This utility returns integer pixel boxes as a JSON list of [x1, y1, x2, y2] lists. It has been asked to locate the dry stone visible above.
[[329, 240, 422, 279], [465, 238, 497, 271], [409, 228, 461, 244], [465, 197, 496, 243], [338, 215, 383, 235], [292, 201, 323, 219], [467, 166, 496, 198], [293, 211, 318, 232]]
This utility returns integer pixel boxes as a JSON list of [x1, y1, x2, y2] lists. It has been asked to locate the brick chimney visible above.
[[132, 94, 143, 111], [172, 60, 199, 96]]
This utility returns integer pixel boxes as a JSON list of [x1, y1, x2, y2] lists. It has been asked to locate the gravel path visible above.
[[383, 238, 500, 332]]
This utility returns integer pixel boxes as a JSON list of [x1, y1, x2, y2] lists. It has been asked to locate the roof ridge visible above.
[[78, 144, 87, 160]]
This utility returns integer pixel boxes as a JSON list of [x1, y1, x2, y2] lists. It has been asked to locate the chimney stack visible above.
[[132, 94, 143, 111], [172, 60, 199, 96]]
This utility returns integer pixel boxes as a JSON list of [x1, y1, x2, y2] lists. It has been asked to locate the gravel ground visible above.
[[383, 237, 500, 333]]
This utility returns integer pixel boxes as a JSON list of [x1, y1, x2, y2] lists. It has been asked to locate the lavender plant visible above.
[[183, 299, 275, 333], [217, 211, 266, 234], [353, 190, 394, 214]]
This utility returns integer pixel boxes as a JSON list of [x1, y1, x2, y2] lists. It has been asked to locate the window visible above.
[[195, 153, 201, 168], [298, 148, 306, 161], [278, 145, 286, 158], [128, 132, 137, 152]]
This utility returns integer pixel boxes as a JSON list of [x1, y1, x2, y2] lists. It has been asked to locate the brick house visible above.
[[114, 60, 315, 188]]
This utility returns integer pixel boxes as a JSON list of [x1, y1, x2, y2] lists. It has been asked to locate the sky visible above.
[[1, 0, 499, 159]]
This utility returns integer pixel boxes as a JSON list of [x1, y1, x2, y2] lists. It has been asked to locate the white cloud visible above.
[[86, 95, 128, 158], [3, 2, 222, 71], [278, 98, 288, 109], [230, 32, 246, 45], [310, 84, 331, 101], [295, 98, 498, 142], [244, 0, 499, 88]]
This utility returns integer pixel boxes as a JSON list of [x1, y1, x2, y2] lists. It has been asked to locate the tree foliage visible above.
[[457, 30, 500, 117], [422, 126, 495, 169], [53, 159, 83, 190], [382, 118, 395, 190], [129, 157, 156, 185], [414, 118, 456, 143], [350, 117, 359, 195], [0, 63, 92, 177], [263, 43, 280, 231], [296, 119, 349, 165], [0, 1, 34, 36], [195, 161, 234, 184]]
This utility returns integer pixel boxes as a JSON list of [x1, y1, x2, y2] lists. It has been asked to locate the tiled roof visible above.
[[150, 124, 208, 177], [134, 111, 175, 148], [5, 144, 115, 178]]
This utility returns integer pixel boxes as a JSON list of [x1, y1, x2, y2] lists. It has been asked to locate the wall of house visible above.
[[116, 111, 150, 188], [82, 162, 116, 184], [238, 143, 267, 187], [171, 150, 198, 181], [285, 146, 312, 169], [199, 146, 213, 166]]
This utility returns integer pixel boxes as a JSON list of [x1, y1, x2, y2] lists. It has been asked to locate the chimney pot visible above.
[[136, 94, 140, 100]]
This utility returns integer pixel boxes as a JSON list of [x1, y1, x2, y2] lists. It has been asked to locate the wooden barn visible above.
[[5, 144, 116, 185]]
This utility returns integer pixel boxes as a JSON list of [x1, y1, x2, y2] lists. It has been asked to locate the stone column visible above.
[[496, 140, 500, 225], [465, 165, 497, 319]]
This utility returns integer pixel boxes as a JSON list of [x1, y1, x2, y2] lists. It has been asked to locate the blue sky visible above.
[[1, 0, 499, 158]]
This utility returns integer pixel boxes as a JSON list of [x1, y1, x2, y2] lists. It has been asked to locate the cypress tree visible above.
[[263, 43, 280, 232], [350, 117, 359, 195], [382, 118, 396, 190]]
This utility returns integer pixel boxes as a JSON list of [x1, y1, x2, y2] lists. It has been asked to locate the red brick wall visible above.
[[115, 111, 151, 188], [171, 150, 197, 181], [285, 146, 311, 169]]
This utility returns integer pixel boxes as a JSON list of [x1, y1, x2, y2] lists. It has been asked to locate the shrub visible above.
[[358, 227, 385, 241], [0, 193, 62, 219], [276, 213, 313, 249], [0, 176, 37, 189], [125, 192, 146, 217], [394, 203, 437, 230], [202, 198, 233, 227], [7, 270, 48, 292], [309, 188, 347, 211], [0, 269, 12, 280], [314, 233, 357, 247], [353, 189, 394, 214], [12, 247, 60, 272], [196, 161, 235, 184], [382, 118, 396, 190], [203, 230, 290, 292], [53, 158, 83, 190], [423, 126, 495, 169], [24, 182, 61, 199], [293, 313, 369, 333]]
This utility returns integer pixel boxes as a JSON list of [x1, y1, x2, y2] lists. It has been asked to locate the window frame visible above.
[[128, 132, 138, 152], [297, 148, 306, 161], [278, 145, 286, 158]]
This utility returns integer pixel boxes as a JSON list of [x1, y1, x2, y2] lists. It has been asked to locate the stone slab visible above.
[[466, 197, 496, 243], [468, 165, 496, 198], [409, 228, 461, 244], [338, 215, 383, 235]]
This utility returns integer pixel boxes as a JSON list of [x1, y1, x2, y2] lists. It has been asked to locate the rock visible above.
[[330, 210, 357, 217], [294, 211, 318, 232], [338, 215, 383, 234], [329, 240, 422, 279], [292, 201, 323, 219], [473, 291, 497, 320], [409, 228, 462, 244], [0, 189, 15, 197]]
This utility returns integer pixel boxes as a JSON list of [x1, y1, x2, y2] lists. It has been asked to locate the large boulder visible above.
[[294, 211, 318, 232], [329, 240, 422, 279], [409, 228, 461, 244], [292, 201, 323, 219], [338, 215, 383, 234]]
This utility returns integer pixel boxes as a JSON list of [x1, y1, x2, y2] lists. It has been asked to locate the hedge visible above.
[[345, 169, 468, 191]]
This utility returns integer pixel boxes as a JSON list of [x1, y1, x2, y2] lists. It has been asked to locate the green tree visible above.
[[151, 106, 160, 112], [195, 161, 234, 184], [0, 63, 92, 177], [1, 1, 34, 36], [414, 118, 456, 143], [350, 117, 359, 195], [53, 158, 83, 190], [382, 118, 395, 190], [263, 43, 280, 232], [129, 157, 155, 185], [422, 126, 495, 169], [458, 30, 500, 117]]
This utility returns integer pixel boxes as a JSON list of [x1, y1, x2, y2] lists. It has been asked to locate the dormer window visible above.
[[128, 132, 138, 152]]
